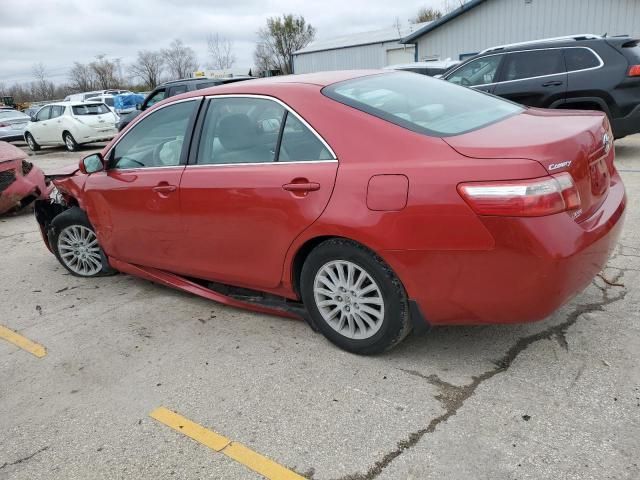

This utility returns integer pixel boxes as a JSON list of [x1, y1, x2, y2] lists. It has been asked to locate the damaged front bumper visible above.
[[0, 157, 52, 215]]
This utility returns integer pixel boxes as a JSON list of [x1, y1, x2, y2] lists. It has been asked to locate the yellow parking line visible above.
[[0, 325, 46, 358], [150, 407, 305, 480]]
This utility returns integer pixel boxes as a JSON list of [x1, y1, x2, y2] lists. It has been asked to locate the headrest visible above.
[[217, 114, 257, 151]]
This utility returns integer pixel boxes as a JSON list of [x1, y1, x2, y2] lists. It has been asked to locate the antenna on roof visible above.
[[603, 32, 608, 38]]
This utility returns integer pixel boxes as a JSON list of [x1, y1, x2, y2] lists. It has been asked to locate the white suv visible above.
[[24, 102, 118, 152]]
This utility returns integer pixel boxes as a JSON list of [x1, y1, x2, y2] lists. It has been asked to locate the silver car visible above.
[[0, 109, 31, 142]]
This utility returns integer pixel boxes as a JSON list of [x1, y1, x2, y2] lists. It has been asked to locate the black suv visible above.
[[116, 76, 254, 131], [443, 35, 640, 138]]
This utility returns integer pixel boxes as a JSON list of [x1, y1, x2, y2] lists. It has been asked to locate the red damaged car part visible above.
[[0, 141, 51, 215]]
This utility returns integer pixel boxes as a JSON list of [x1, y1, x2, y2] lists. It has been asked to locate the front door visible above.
[[445, 54, 503, 94], [30, 106, 53, 143], [493, 49, 567, 107], [178, 96, 339, 289], [83, 99, 199, 271]]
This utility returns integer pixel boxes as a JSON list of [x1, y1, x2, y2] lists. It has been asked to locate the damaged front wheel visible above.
[[51, 207, 115, 277]]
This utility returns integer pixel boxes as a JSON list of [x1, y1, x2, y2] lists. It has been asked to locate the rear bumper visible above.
[[384, 175, 626, 326], [0, 132, 26, 142], [612, 103, 640, 138]]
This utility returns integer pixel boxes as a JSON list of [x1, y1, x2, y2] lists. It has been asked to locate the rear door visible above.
[[178, 95, 338, 289], [493, 49, 567, 107]]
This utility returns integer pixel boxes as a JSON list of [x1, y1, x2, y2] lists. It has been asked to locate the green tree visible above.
[[254, 14, 315, 75]]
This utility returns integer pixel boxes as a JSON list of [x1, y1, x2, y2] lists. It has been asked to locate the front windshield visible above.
[[322, 72, 523, 136]]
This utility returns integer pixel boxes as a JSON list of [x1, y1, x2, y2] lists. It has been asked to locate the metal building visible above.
[[293, 23, 428, 74], [403, 0, 640, 61]]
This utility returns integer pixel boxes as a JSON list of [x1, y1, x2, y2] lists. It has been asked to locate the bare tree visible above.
[[90, 55, 120, 89], [411, 7, 443, 23], [129, 50, 164, 88], [442, 0, 466, 13], [31, 62, 56, 100], [162, 39, 198, 80], [254, 14, 315, 75], [69, 62, 96, 92], [207, 33, 236, 70]]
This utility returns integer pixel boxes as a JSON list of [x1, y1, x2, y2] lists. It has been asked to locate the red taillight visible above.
[[628, 65, 640, 77], [458, 173, 581, 217]]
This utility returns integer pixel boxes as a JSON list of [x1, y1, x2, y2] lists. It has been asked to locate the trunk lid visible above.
[[444, 108, 613, 222]]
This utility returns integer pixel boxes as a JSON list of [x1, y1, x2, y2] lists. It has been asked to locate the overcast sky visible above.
[[0, 0, 445, 85]]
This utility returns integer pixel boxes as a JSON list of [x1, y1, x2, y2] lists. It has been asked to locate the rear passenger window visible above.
[[502, 50, 565, 81], [565, 48, 601, 71], [196, 98, 285, 165], [168, 85, 188, 96], [279, 114, 332, 161]]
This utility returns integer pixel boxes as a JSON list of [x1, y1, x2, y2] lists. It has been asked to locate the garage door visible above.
[[386, 47, 415, 65]]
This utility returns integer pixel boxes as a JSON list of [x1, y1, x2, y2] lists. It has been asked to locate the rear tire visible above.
[[25, 133, 40, 151], [300, 238, 411, 354], [63, 132, 79, 152], [51, 207, 116, 277]]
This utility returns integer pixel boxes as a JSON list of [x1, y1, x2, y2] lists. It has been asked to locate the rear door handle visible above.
[[542, 80, 563, 87], [282, 182, 320, 192]]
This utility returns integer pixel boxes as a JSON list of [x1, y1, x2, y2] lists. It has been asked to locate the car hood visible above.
[[44, 163, 80, 179]]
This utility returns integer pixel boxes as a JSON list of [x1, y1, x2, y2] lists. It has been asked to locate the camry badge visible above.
[[549, 161, 572, 171]]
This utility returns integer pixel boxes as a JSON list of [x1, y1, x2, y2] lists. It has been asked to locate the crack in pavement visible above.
[[0, 446, 49, 470], [333, 267, 629, 480]]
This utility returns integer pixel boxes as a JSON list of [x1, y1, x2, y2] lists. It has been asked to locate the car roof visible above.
[[40, 101, 106, 107], [480, 35, 607, 54], [384, 61, 460, 69]]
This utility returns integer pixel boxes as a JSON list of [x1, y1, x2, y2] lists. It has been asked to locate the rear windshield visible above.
[[322, 72, 523, 136], [72, 104, 110, 115]]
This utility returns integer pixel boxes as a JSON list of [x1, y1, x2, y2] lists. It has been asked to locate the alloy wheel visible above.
[[313, 260, 385, 340], [57, 225, 103, 276]]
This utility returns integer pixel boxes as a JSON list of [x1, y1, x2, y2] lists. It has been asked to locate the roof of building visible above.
[[402, 0, 488, 43], [294, 22, 430, 55]]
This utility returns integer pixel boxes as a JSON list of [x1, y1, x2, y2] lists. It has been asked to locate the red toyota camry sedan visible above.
[[32, 70, 626, 354]]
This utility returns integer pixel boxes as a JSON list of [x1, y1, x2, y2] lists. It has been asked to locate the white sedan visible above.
[[24, 102, 118, 152]]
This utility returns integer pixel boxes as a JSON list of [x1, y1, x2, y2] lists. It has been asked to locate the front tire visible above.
[[63, 132, 79, 152], [25, 133, 40, 151], [51, 207, 115, 277], [301, 239, 411, 354]]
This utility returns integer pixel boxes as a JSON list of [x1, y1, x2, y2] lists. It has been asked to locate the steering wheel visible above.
[[460, 77, 472, 87]]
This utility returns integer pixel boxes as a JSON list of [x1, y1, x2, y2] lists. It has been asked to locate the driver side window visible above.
[[447, 55, 502, 87], [111, 100, 196, 169], [36, 106, 51, 121]]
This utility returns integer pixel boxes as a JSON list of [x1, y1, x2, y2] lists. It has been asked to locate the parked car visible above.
[[0, 109, 31, 142], [0, 142, 50, 214], [24, 102, 118, 152], [384, 60, 460, 76], [443, 34, 640, 138], [33, 70, 625, 354], [84, 94, 119, 116], [116, 76, 254, 131], [64, 89, 130, 102]]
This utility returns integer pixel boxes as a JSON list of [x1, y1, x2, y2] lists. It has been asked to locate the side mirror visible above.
[[79, 153, 105, 174], [136, 103, 142, 110], [30, 115, 38, 122]]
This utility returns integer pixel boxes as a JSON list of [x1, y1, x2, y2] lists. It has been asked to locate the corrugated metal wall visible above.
[[414, 0, 640, 60], [293, 42, 415, 74]]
